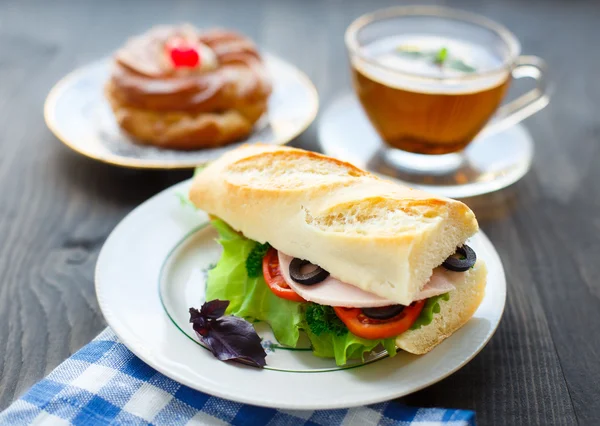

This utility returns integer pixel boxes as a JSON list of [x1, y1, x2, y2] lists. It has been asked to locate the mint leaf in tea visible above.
[[434, 47, 449, 65], [396, 44, 476, 73]]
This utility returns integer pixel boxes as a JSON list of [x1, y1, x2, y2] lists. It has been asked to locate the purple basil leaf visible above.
[[201, 316, 267, 368], [189, 307, 210, 336], [189, 300, 267, 368], [200, 299, 229, 319], [189, 307, 202, 322]]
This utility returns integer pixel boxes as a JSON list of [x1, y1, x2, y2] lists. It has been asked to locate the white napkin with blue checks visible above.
[[0, 328, 475, 425]]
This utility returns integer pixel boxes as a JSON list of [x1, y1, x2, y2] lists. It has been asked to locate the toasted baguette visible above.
[[396, 261, 487, 354], [189, 144, 478, 305]]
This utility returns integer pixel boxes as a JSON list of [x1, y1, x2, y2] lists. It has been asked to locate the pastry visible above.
[[105, 25, 271, 150]]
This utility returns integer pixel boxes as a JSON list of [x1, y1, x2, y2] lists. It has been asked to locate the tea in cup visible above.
[[346, 6, 548, 157]]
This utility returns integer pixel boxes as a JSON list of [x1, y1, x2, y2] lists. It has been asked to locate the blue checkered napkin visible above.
[[0, 329, 475, 426]]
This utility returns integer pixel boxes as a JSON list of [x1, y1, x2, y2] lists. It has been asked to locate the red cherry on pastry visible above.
[[166, 37, 200, 68]]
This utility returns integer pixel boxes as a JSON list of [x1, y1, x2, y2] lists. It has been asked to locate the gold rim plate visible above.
[[44, 54, 319, 169]]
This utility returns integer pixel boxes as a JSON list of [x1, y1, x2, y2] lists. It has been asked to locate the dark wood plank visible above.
[[0, 0, 598, 424], [0, 0, 196, 404]]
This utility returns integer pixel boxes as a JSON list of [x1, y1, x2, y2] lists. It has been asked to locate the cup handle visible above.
[[478, 55, 550, 139]]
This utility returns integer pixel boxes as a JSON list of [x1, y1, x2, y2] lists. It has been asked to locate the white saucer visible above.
[[95, 179, 506, 410], [319, 94, 534, 198]]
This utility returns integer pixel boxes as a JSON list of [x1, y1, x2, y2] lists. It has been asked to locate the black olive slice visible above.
[[361, 305, 405, 320], [289, 258, 330, 285], [442, 244, 476, 272]]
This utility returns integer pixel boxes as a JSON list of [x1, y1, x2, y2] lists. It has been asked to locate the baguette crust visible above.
[[190, 144, 479, 305], [396, 261, 487, 354]]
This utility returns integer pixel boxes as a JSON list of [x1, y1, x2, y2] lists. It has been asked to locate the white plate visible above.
[[319, 94, 534, 199], [45, 55, 318, 169], [96, 180, 506, 410]]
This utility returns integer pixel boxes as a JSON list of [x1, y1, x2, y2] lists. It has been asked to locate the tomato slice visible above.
[[262, 248, 306, 302], [333, 301, 425, 340]]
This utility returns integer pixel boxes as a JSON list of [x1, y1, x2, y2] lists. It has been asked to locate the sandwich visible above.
[[189, 144, 486, 365]]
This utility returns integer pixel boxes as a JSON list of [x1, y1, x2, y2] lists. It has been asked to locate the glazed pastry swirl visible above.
[[109, 26, 271, 114], [105, 25, 272, 150]]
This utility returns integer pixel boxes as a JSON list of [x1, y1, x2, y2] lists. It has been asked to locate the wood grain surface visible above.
[[0, 0, 597, 424]]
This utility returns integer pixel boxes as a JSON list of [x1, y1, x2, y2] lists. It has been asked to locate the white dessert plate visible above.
[[45, 55, 318, 169], [95, 179, 506, 409]]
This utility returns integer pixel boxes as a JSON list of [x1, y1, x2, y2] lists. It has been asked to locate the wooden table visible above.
[[0, 1, 597, 424]]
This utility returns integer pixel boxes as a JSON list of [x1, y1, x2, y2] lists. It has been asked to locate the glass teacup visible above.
[[345, 6, 549, 186]]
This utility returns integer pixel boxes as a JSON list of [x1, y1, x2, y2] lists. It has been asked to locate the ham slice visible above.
[[414, 268, 457, 299], [278, 252, 456, 308]]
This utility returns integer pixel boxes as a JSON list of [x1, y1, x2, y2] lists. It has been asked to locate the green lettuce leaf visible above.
[[410, 292, 450, 330], [211, 219, 242, 241], [174, 165, 205, 209], [206, 220, 303, 347], [175, 191, 197, 210], [303, 320, 398, 366]]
